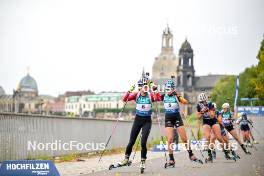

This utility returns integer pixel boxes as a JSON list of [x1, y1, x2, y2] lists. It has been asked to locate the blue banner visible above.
[[234, 75, 240, 112], [238, 106, 264, 115], [0, 160, 60, 176]]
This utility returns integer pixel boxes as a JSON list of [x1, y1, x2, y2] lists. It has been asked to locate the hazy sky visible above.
[[0, 0, 263, 96]]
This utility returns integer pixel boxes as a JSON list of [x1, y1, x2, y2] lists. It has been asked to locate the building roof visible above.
[[0, 86, 5, 95], [195, 75, 228, 89], [18, 73, 38, 93], [66, 92, 124, 103], [64, 90, 94, 97], [83, 92, 123, 102], [179, 38, 193, 53], [0, 95, 13, 103]]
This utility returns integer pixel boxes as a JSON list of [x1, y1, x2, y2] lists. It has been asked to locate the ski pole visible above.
[[153, 94, 168, 164], [98, 100, 128, 162]]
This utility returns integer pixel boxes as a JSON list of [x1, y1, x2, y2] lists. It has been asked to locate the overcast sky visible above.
[[0, 0, 263, 96]]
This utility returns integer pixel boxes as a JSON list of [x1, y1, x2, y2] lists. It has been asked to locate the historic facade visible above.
[[152, 26, 179, 80], [0, 72, 55, 114], [152, 26, 227, 114], [65, 92, 124, 117]]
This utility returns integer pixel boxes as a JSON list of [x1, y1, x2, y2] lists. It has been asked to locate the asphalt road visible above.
[[86, 116, 264, 176]]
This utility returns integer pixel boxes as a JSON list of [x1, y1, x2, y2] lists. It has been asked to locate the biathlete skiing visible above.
[[236, 112, 253, 147], [113, 74, 160, 173], [154, 78, 203, 168], [196, 93, 235, 163], [218, 103, 251, 155], [210, 103, 240, 160]]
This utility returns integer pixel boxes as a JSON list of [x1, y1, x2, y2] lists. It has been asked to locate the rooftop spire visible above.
[[26, 66, 30, 75]]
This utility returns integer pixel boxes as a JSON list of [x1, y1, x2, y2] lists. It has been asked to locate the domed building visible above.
[[13, 73, 42, 113], [0, 86, 5, 95], [17, 73, 38, 97]]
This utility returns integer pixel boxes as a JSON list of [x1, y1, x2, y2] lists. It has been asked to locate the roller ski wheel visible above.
[[164, 161, 175, 169], [109, 161, 132, 170]]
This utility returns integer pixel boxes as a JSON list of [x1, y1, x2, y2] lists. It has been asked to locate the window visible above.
[[189, 58, 192, 66], [187, 75, 192, 87]]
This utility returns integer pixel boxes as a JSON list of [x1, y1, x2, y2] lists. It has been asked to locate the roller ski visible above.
[[164, 160, 175, 169], [246, 141, 252, 148], [231, 150, 240, 159], [241, 144, 251, 155], [164, 154, 175, 169], [109, 158, 132, 170], [224, 150, 236, 162], [140, 159, 146, 174], [205, 150, 213, 163], [190, 155, 203, 164]]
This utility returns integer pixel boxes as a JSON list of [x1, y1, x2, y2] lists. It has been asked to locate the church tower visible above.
[[152, 25, 178, 82], [176, 38, 195, 90]]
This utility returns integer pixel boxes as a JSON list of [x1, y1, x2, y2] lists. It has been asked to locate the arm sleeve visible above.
[[151, 92, 162, 102], [122, 92, 137, 102], [177, 96, 188, 104]]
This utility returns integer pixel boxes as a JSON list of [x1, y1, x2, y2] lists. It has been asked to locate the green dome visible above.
[[180, 38, 193, 53], [18, 74, 38, 93]]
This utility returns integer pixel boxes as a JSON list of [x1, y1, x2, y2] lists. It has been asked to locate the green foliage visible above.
[[186, 113, 198, 126], [210, 36, 264, 107], [253, 37, 264, 99], [210, 76, 236, 109]]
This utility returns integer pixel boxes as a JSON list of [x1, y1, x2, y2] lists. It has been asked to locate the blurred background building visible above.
[[152, 26, 228, 114]]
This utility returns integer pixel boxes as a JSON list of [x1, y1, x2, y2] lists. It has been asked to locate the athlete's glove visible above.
[[201, 106, 209, 114], [128, 85, 135, 93]]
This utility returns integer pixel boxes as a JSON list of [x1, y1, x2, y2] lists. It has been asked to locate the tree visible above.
[[210, 76, 236, 109], [210, 36, 264, 108], [252, 36, 264, 99]]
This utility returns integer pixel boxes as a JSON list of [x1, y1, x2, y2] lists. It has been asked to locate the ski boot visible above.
[[212, 149, 216, 159], [241, 144, 251, 155], [205, 150, 213, 163], [247, 141, 252, 148], [164, 160, 175, 169], [189, 155, 203, 164], [231, 149, 240, 159], [224, 149, 236, 161], [109, 158, 132, 170], [165, 154, 175, 168]]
